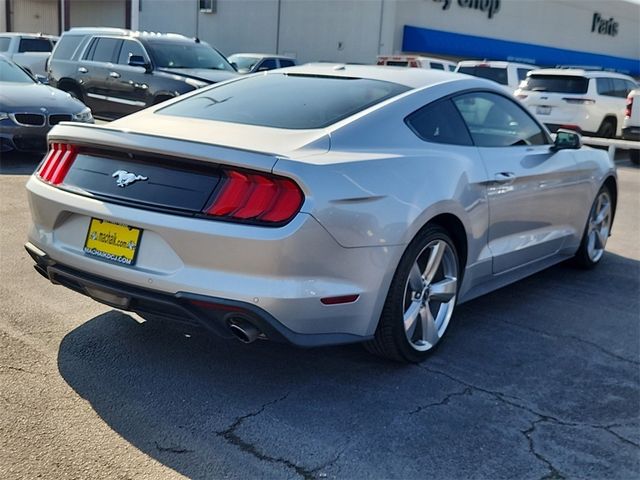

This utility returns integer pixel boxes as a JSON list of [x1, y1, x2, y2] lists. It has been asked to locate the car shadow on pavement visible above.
[[0, 152, 43, 175], [56, 252, 640, 479]]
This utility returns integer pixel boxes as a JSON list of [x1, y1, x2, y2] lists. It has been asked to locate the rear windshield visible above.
[[52, 34, 84, 60], [158, 73, 410, 129], [19, 38, 52, 53], [520, 75, 589, 94], [457, 66, 508, 85]]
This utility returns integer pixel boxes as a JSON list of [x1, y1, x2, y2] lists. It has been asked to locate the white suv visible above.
[[623, 89, 640, 164], [456, 60, 536, 92], [515, 69, 638, 138], [377, 55, 456, 71]]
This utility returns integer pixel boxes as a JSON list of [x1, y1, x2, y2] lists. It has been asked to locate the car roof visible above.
[[529, 68, 636, 80], [378, 55, 455, 63], [230, 53, 295, 60], [276, 63, 465, 89], [457, 60, 536, 68], [65, 27, 193, 42], [0, 32, 57, 39]]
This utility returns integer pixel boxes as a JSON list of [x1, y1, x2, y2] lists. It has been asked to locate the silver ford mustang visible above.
[[25, 64, 616, 362]]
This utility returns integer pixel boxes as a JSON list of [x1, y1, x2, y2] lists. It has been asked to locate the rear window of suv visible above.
[[158, 73, 409, 129], [457, 66, 508, 85], [520, 75, 589, 94], [52, 34, 84, 60]]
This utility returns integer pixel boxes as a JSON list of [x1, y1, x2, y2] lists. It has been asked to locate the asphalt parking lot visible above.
[[0, 151, 638, 479]]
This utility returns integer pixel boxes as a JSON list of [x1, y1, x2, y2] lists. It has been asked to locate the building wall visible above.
[[68, 0, 126, 29], [139, 0, 196, 36], [5, 0, 58, 34], [392, 0, 639, 61], [197, 0, 279, 56]]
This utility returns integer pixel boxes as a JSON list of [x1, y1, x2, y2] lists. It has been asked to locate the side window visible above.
[[430, 62, 445, 70], [0, 37, 10, 52], [453, 91, 548, 147], [257, 58, 277, 71], [117, 40, 146, 65], [85, 37, 121, 63], [405, 98, 473, 146], [625, 81, 638, 94], [612, 79, 629, 98], [517, 68, 531, 82], [597, 78, 616, 96], [18, 38, 53, 53], [279, 59, 295, 68]]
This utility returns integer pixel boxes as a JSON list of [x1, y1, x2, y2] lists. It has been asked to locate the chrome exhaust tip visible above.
[[228, 318, 260, 344]]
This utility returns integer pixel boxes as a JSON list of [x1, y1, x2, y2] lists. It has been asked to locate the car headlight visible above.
[[72, 107, 93, 123], [0, 112, 9, 121], [185, 78, 209, 89]]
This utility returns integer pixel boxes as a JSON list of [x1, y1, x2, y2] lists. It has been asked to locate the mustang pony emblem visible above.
[[112, 170, 148, 187]]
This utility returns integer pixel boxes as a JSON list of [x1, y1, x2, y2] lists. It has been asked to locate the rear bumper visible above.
[[622, 126, 640, 142], [26, 175, 403, 343], [25, 242, 371, 347]]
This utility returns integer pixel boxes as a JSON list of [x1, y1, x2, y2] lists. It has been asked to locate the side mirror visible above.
[[35, 74, 49, 84], [128, 55, 151, 73], [552, 129, 582, 151]]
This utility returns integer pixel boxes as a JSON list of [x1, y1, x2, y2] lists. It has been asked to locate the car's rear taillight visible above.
[[37, 143, 78, 185], [204, 169, 304, 225], [626, 95, 633, 118], [562, 98, 596, 105]]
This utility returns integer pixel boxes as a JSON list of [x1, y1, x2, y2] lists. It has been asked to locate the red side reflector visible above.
[[37, 143, 79, 185], [320, 294, 359, 305]]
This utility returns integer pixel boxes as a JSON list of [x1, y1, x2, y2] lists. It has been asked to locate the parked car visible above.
[[228, 53, 296, 74], [456, 60, 536, 92], [0, 32, 58, 77], [0, 55, 92, 153], [377, 55, 456, 71], [25, 65, 616, 363], [623, 89, 640, 164], [48, 27, 238, 120], [515, 69, 638, 137]]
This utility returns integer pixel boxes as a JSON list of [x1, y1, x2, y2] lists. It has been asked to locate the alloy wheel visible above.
[[402, 239, 458, 351], [587, 190, 612, 263]]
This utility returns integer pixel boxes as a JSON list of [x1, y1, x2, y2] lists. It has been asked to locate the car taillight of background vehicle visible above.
[[37, 143, 78, 185], [626, 95, 633, 118], [204, 169, 304, 224], [562, 98, 596, 105]]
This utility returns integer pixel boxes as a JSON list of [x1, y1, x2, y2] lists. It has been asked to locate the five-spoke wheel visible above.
[[366, 225, 460, 363]]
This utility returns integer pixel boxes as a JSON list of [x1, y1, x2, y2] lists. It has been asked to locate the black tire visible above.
[[630, 150, 639, 165], [596, 118, 616, 138], [365, 225, 460, 363], [573, 185, 613, 269]]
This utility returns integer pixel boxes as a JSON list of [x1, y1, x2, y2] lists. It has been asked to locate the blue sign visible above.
[[402, 25, 639, 76]]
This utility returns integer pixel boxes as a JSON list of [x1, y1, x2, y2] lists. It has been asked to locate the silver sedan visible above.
[[25, 64, 616, 362]]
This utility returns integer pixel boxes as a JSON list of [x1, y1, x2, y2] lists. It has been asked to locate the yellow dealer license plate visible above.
[[83, 218, 142, 266]]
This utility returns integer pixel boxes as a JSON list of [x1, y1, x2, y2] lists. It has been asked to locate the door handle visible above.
[[109, 71, 121, 79], [78, 67, 88, 73], [494, 172, 516, 183]]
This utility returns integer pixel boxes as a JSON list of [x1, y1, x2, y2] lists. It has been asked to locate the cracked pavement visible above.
[[1, 152, 639, 479]]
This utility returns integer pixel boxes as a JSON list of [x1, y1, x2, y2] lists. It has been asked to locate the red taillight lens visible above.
[[204, 169, 304, 224], [626, 96, 633, 118], [37, 143, 78, 185]]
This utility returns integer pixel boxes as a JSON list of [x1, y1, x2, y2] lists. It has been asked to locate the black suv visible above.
[[48, 28, 238, 120]]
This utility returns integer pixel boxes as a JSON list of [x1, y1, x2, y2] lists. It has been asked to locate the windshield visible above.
[[228, 55, 260, 72], [520, 75, 589, 94], [146, 41, 235, 71], [457, 66, 508, 85], [0, 58, 35, 83], [158, 73, 410, 129]]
